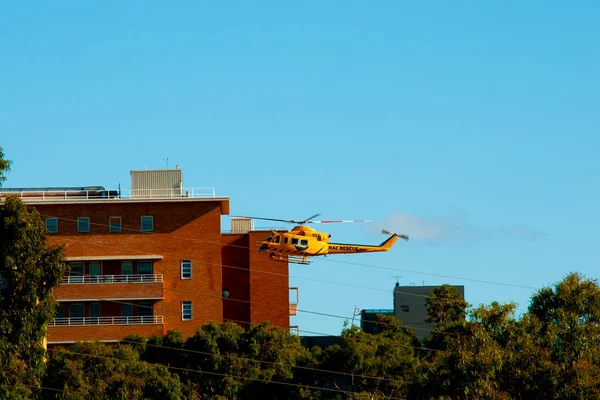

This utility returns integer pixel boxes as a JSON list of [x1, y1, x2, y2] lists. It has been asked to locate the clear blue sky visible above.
[[2, 1, 599, 336]]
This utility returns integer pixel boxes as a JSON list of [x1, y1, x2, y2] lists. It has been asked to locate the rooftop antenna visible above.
[[161, 157, 169, 168], [391, 275, 403, 286], [351, 306, 361, 327]]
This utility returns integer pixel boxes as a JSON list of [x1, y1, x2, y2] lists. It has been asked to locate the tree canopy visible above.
[[0, 166, 67, 397], [0, 146, 11, 186]]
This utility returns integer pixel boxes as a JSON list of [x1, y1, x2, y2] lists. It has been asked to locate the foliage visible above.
[[0, 238, 593, 400], [424, 284, 468, 325], [315, 315, 420, 399], [0, 196, 66, 398], [0, 146, 11, 186], [42, 341, 186, 399]]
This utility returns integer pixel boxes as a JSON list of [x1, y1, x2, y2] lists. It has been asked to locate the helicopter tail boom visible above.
[[327, 229, 408, 254]]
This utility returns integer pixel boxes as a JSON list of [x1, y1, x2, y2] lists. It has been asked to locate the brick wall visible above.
[[36, 200, 223, 340], [248, 231, 290, 329]]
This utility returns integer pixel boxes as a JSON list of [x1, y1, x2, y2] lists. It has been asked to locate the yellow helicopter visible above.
[[232, 214, 408, 265]]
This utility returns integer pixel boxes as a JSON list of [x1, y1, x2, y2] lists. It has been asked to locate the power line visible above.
[[54, 284, 455, 343], [40, 213, 537, 291], [55, 329, 415, 386], [46, 348, 407, 399], [58, 231, 482, 306]]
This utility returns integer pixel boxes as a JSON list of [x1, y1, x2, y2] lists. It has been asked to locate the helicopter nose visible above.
[[259, 243, 268, 251]]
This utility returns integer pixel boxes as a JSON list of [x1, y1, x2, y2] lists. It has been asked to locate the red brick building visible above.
[[0, 169, 296, 346]]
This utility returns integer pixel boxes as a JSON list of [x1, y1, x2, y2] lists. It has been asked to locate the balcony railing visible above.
[[50, 315, 164, 326], [61, 274, 163, 284], [0, 187, 216, 201]]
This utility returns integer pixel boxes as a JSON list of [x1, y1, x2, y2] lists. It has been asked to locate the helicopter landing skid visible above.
[[269, 253, 310, 265]]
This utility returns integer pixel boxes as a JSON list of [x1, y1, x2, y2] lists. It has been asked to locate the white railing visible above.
[[50, 315, 164, 326], [127, 188, 215, 198], [61, 274, 163, 284], [0, 187, 216, 201]]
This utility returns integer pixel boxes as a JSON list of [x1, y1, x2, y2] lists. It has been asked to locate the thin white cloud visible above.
[[498, 224, 545, 239], [377, 210, 543, 244]]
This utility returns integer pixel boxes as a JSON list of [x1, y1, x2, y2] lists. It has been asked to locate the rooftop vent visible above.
[[231, 217, 253, 234], [130, 169, 183, 198]]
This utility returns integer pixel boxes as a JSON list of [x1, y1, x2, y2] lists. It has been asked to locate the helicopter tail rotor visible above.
[[382, 229, 409, 240]]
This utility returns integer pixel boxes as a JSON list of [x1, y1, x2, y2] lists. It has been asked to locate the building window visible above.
[[69, 304, 84, 325], [90, 303, 101, 319], [400, 305, 410, 312], [141, 216, 153, 232], [137, 261, 153, 275], [138, 302, 153, 318], [182, 301, 192, 321], [122, 304, 133, 317], [77, 217, 90, 233], [69, 263, 84, 284], [109, 216, 121, 233], [181, 260, 192, 279], [45, 218, 58, 233], [121, 262, 133, 276], [89, 262, 101, 283], [55, 304, 65, 319]]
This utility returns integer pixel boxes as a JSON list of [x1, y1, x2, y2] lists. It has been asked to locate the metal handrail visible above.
[[0, 187, 216, 200], [61, 274, 163, 284], [49, 315, 164, 326]]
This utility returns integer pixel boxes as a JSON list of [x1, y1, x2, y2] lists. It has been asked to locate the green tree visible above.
[[504, 273, 600, 399], [0, 196, 66, 399], [152, 322, 315, 399], [43, 341, 187, 400], [316, 316, 420, 399], [415, 302, 516, 400], [0, 146, 11, 186], [424, 284, 468, 325]]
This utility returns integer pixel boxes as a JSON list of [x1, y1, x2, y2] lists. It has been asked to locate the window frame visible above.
[[45, 217, 58, 233], [141, 216, 153, 232], [77, 217, 90, 233], [109, 216, 122, 233], [181, 260, 192, 279], [181, 300, 192, 321]]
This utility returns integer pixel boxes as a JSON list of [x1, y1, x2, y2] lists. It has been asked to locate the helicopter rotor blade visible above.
[[309, 219, 373, 224], [298, 213, 322, 224], [230, 215, 298, 224]]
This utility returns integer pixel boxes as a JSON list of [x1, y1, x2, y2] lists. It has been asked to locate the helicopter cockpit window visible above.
[[274, 236, 280, 244], [291, 238, 299, 245], [284, 237, 288, 244], [300, 239, 308, 246], [266, 234, 274, 242]]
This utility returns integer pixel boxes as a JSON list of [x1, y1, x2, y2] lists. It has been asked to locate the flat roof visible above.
[[0, 187, 230, 214]]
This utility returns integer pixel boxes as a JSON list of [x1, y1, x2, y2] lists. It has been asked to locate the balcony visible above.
[[61, 274, 163, 284], [47, 316, 164, 344], [55, 274, 164, 301], [50, 315, 163, 326]]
